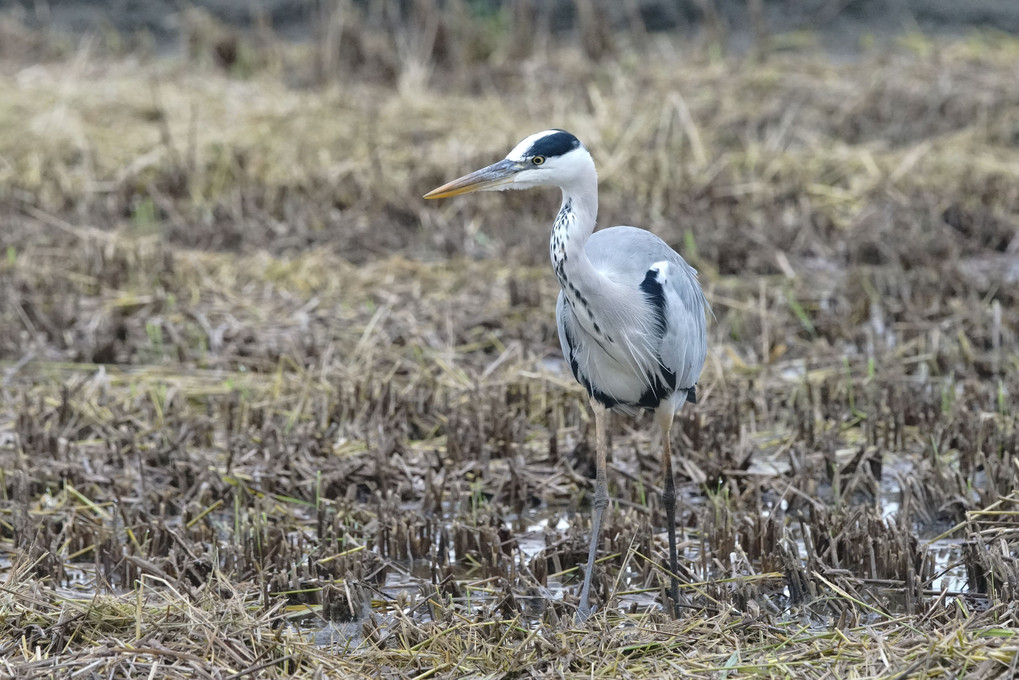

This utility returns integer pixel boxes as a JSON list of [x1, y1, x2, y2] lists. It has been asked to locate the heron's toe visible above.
[[574, 602, 597, 624]]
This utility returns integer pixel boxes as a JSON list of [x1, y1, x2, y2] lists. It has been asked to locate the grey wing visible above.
[[556, 290, 582, 387], [586, 226, 710, 402], [658, 255, 709, 400]]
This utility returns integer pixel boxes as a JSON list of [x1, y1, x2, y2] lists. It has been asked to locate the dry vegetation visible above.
[[1, 4, 1018, 678]]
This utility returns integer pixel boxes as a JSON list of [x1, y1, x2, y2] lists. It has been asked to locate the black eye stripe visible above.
[[525, 130, 580, 159]]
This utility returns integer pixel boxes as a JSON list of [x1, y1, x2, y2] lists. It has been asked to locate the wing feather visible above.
[[556, 226, 709, 413]]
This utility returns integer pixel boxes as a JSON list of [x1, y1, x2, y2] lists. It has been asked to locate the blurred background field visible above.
[[0, 1, 1018, 678]]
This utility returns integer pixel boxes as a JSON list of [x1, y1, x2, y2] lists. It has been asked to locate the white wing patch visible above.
[[649, 260, 670, 280]]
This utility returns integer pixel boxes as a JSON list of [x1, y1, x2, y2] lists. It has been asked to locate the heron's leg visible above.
[[577, 400, 609, 621], [657, 405, 681, 618]]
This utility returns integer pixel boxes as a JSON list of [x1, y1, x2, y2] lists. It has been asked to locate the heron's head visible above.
[[424, 129, 593, 199]]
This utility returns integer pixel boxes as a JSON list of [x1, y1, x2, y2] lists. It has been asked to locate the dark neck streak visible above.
[[549, 190, 611, 341], [550, 198, 574, 289]]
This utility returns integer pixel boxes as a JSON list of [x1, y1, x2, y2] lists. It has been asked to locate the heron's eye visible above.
[[532, 156, 545, 166]]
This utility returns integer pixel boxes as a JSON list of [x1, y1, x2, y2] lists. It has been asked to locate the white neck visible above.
[[549, 165, 601, 295]]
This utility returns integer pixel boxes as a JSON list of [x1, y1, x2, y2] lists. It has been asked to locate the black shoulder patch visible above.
[[640, 268, 668, 337], [527, 130, 581, 159]]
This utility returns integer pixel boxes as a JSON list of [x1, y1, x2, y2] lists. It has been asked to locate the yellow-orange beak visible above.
[[423, 159, 521, 199]]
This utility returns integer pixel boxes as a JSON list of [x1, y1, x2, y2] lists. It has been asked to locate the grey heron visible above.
[[424, 129, 709, 620]]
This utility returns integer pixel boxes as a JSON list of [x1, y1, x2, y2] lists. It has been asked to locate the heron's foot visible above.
[[664, 578, 683, 619], [575, 600, 597, 624]]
